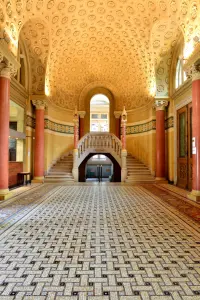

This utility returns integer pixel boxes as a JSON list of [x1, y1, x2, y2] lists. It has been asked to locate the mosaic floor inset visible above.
[[0, 185, 200, 299]]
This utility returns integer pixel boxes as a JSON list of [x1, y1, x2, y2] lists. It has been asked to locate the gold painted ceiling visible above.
[[1, 0, 200, 110]]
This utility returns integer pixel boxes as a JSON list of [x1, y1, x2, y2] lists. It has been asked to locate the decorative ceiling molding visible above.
[[1, 0, 200, 110]]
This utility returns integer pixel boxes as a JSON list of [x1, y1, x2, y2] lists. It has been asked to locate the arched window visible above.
[[15, 41, 27, 89], [175, 56, 187, 89], [90, 94, 110, 132]]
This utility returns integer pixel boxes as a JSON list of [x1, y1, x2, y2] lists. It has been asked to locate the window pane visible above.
[[91, 114, 99, 119], [9, 139, 16, 161], [179, 112, 186, 157], [183, 71, 187, 82], [101, 114, 107, 119]]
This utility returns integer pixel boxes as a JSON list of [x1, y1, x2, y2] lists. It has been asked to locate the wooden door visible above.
[[177, 104, 193, 190], [188, 103, 193, 191]]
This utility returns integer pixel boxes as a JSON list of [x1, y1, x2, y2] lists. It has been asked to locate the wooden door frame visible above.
[[174, 95, 192, 185], [177, 106, 188, 189], [188, 103, 193, 190]]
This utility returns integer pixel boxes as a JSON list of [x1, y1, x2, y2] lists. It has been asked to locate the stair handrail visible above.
[[78, 132, 122, 147], [77, 132, 122, 158]]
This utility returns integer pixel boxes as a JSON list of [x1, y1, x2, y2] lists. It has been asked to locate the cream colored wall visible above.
[[45, 132, 73, 173], [126, 102, 156, 175], [47, 104, 74, 123], [44, 104, 74, 173], [127, 132, 156, 175]]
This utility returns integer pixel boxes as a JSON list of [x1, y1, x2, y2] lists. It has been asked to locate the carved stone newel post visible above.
[[121, 106, 127, 182], [72, 107, 79, 182]]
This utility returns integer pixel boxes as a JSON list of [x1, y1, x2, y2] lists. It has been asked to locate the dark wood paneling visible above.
[[9, 162, 23, 187], [177, 104, 193, 191]]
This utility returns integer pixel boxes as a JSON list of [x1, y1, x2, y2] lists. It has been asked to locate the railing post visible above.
[[121, 107, 127, 182], [72, 107, 79, 182]]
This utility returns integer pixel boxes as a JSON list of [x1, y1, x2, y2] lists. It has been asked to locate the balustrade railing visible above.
[[77, 132, 122, 162], [72, 132, 127, 182]]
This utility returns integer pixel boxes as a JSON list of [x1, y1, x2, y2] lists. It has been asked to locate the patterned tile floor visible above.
[[0, 184, 200, 299]]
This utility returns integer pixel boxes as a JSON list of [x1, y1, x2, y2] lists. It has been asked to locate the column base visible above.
[[0, 189, 12, 200], [31, 176, 44, 183], [187, 190, 200, 203], [155, 177, 168, 184]]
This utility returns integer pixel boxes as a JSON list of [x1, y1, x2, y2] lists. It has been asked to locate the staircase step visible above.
[[48, 172, 73, 175], [126, 153, 155, 183], [46, 175, 73, 178], [48, 152, 74, 181]]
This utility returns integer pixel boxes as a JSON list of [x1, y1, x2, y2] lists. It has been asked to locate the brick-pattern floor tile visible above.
[[0, 185, 200, 300]]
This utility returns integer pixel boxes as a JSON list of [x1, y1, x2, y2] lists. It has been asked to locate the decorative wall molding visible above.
[[126, 117, 174, 135], [26, 115, 35, 129], [126, 119, 156, 135], [45, 119, 74, 135], [165, 116, 174, 130], [26, 115, 74, 135]]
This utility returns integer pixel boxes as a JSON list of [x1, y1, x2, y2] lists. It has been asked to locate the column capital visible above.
[[121, 106, 127, 123], [0, 63, 11, 79], [153, 98, 169, 111], [191, 64, 200, 81], [73, 107, 79, 126], [78, 111, 86, 118], [32, 99, 48, 110], [0, 40, 20, 78], [114, 111, 121, 119]]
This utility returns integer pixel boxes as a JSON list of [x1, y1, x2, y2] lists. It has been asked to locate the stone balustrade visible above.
[[72, 132, 127, 182]]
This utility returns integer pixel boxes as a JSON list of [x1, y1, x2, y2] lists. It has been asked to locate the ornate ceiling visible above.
[[1, 0, 200, 110]]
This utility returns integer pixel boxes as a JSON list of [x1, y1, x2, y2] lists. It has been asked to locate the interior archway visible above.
[[79, 85, 116, 135], [79, 153, 121, 182], [90, 94, 110, 132]]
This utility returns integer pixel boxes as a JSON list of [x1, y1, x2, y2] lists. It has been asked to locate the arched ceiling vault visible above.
[[19, 19, 50, 95], [1, 0, 200, 110]]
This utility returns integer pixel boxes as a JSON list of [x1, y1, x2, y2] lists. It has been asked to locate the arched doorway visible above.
[[90, 94, 110, 132], [79, 153, 121, 182], [86, 154, 113, 182]]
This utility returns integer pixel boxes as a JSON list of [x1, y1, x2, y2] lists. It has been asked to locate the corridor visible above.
[[0, 184, 200, 299]]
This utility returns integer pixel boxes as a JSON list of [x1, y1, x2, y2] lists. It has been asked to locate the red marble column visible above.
[[79, 111, 86, 139], [32, 100, 46, 182], [156, 108, 166, 179], [188, 66, 200, 202], [121, 107, 127, 150], [0, 66, 10, 199], [74, 122, 79, 149], [121, 122, 126, 150]]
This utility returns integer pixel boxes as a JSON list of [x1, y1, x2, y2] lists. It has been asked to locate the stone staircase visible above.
[[45, 153, 74, 183], [125, 153, 155, 184]]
